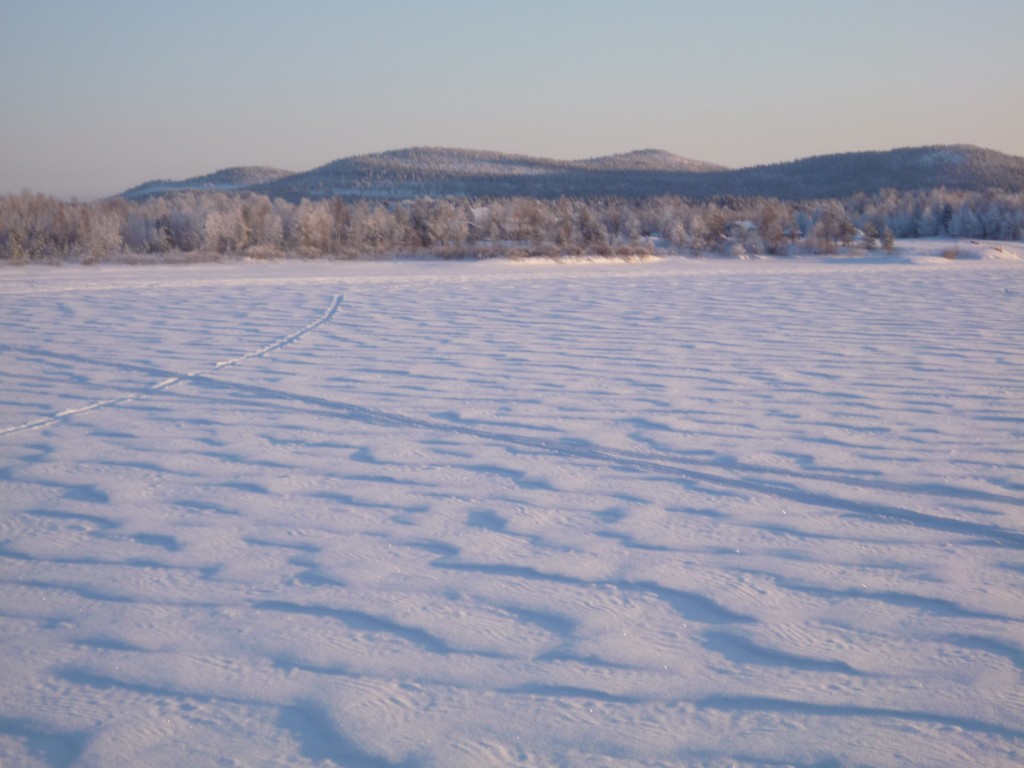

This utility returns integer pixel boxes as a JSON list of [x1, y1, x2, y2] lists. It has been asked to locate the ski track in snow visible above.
[[0, 254, 1022, 767], [0, 293, 344, 436]]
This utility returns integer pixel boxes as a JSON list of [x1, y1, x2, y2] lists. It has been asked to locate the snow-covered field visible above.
[[1, 244, 1022, 767]]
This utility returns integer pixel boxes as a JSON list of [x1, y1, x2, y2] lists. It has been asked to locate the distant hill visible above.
[[245, 147, 725, 201], [122, 166, 293, 200], [121, 145, 1024, 202], [574, 149, 725, 172], [712, 145, 1024, 200]]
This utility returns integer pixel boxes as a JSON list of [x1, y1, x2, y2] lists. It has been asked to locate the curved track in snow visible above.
[[0, 293, 343, 436]]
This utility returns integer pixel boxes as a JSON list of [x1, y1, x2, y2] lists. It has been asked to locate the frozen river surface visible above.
[[1, 249, 1022, 767]]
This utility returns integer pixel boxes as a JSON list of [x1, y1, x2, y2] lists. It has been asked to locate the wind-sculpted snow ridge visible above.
[[0, 253, 1022, 767]]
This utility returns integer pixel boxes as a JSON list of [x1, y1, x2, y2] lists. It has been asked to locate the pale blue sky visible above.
[[3, 0, 1023, 198]]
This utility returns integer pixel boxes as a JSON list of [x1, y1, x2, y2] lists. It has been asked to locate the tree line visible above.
[[1, 187, 1022, 264]]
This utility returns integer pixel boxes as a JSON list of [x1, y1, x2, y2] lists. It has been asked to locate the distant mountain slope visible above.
[[714, 145, 1024, 200], [121, 145, 1024, 202], [122, 166, 293, 200], [247, 147, 725, 201], [574, 149, 725, 172]]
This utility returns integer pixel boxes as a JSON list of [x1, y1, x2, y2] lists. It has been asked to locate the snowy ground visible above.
[[1, 244, 1022, 767]]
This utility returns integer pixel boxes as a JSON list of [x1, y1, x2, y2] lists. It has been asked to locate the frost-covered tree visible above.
[[755, 199, 790, 254], [242, 196, 284, 252], [295, 199, 333, 253], [576, 203, 607, 248], [881, 225, 895, 252], [202, 196, 249, 254]]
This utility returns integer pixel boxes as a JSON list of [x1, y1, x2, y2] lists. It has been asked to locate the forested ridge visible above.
[[123, 145, 1024, 203]]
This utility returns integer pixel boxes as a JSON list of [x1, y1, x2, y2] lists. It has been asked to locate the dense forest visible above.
[[1, 186, 1022, 264]]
